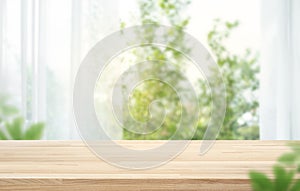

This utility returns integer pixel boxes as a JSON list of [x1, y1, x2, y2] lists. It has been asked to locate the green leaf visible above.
[[225, 21, 239, 29], [0, 94, 19, 118], [5, 117, 24, 140], [249, 171, 273, 191], [290, 180, 300, 191], [24, 123, 44, 140], [278, 153, 298, 165], [208, 31, 215, 40], [289, 143, 300, 154], [0, 130, 8, 140], [181, 19, 189, 27], [120, 21, 126, 30], [273, 165, 294, 191]]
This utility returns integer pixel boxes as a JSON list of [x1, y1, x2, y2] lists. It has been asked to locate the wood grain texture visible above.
[[0, 140, 294, 191]]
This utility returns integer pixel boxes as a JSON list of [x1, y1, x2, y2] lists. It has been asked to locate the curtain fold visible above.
[[0, 0, 122, 139], [0, 0, 6, 90], [260, 0, 300, 140], [290, 0, 300, 139]]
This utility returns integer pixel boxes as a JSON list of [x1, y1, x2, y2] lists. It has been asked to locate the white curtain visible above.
[[0, 1, 4, 88], [260, 0, 300, 140], [0, 0, 121, 139]]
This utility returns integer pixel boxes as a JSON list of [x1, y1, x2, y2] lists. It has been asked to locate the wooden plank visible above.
[[0, 141, 293, 190]]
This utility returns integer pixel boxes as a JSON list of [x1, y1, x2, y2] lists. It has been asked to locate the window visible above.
[[0, 0, 299, 140]]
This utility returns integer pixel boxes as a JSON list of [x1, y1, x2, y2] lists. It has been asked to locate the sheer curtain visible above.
[[260, 0, 300, 140], [0, 0, 121, 139]]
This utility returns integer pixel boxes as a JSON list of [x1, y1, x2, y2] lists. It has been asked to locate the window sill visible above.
[[0, 140, 292, 191]]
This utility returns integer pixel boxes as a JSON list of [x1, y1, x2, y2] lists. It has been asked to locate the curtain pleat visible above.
[[260, 0, 300, 140]]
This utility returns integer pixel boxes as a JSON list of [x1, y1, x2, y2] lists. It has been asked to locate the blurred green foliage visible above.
[[0, 95, 19, 123], [122, 0, 192, 140], [196, 19, 259, 140], [0, 94, 44, 140], [122, 0, 259, 140], [249, 143, 300, 191]]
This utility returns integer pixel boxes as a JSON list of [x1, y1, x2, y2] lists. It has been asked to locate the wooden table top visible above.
[[0, 140, 292, 191]]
